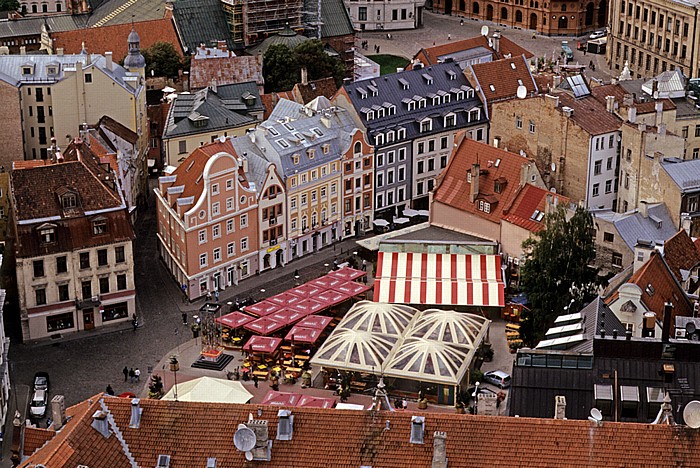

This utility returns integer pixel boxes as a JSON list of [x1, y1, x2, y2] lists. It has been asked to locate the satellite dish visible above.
[[516, 85, 527, 99], [550, 162, 556, 172], [590, 408, 603, 421], [481, 25, 489, 36], [245, 451, 254, 461], [233, 425, 257, 452], [686, 321, 697, 334], [684, 401, 700, 428]]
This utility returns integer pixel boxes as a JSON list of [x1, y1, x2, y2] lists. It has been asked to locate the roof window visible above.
[[510, 62, 516, 70], [399, 78, 409, 90], [276, 409, 294, 440], [489, 84, 496, 92], [410, 416, 425, 444]]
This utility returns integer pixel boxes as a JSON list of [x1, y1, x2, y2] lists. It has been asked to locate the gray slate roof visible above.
[[0, 53, 137, 92], [594, 203, 678, 250], [341, 62, 483, 146], [0, 15, 85, 39], [568, 297, 623, 353], [172, 0, 234, 53], [662, 158, 700, 192], [164, 83, 262, 139], [304, 0, 354, 38]]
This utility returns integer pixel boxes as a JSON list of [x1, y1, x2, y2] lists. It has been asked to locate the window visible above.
[[612, 252, 623, 267], [377, 194, 383, 208], [516, 116, 522, 129], [440, 155, 448, 169], [98, 249, 108, 266], [418, 142, 425, 154], [241, 237, 249, 251], [211, 183, 219, 195], [79, 252, 90, 269], [398, 166, 405, 181], [420, 120, 432, 132], [605, 179, 613, 194], [33, 260, 44, 278], [178, 141, 187, 154], [359, 6, 367, 20], [377, 173, 384, 187], [428, 159, 435, 172], [58, 284, 69, 301], [40, 227, 56, 244], [81, 280, 92, 299], [240, 214, 248, 228], [226, 198, 234, 211], [399, 148, 406, 161], [47, 312, 74, 332], [212, 224, 221, 239], [594, 160, 602, 175], [603, 232, 615, 242], [199, 253, 208, 267], [227, 242, 235, 257], [444, 114, 456, 127], [592, 183, 600, 197], [213, 248, 222, 263], [331, 183, 337, 195], [117, 274, 127, 291], [212, 202, 220, 216], [417, 161, 425, 174], [417, 182, 424, 195], [99, 277, 110, 294], [199, 230, 207, 244], [529, 120, 536, 133], [84, 73, 92, 83], [56, 256, 67, 274], [607, 157, 613, 170], [226, 179, 234, 191], [113, 246, 125, 264]]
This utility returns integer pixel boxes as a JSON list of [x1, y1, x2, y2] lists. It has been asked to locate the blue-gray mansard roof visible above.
[[341, 62, 484, 147]]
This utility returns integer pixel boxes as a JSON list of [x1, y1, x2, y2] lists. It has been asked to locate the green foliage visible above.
[[470, 368, 484, 384], [368, 54, 410, 75], [519, 205, 602, 345], [142, 42, 182, 78], [263, 40, 346, 93], [0, 0, 19, 11]]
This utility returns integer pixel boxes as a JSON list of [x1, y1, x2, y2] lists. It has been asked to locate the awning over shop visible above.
[[261, 390, 301, 406], [285, 326, 322, 343], [242, 335, 283, 353], [296, 394, 335, 408], [296, 315, 333, 330], [216, 311, 255, 328], [374, 252, 505, 307], [244, 316, 287, 335]]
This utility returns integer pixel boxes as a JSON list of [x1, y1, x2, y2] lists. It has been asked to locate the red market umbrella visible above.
[[243, 301, 282, 317], [296, 394, 335, 409], [315, 289, 349, 306], [270, 308, 307, 326], [266, 291, 304, 307], [243, 317, 287, 335], [284, 326, 322, 344], [216, 311, 255, 328], [291, 283, 327, 298], [336, 281, 371, 297], [328, 267, 366, 282], [290, 298, 327, 316], [310, 275, 345, 290], [261, 390, 301, 406], [296, 315, 333, 330], [242, 335, 283, 354]]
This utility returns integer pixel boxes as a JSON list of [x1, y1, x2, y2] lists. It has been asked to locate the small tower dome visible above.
[[124, 28, 145, 70]]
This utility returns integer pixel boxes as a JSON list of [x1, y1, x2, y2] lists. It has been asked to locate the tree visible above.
[[0, 0, 19, 11], [263, 40, 346, 93], [518, 205, 602, 345], [142, 42, 182, 78]]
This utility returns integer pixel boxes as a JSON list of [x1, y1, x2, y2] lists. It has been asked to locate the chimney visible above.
[[520, 162, 534, 187], [470, 163, 480, 202], [623, 93, 634, 106], [638, 122, 647, 132], [129, 398, 142, 428], [639, 200, 648, 218], [627, 106, 637, 123], [554, 395, 566, 419], [562, 106, 574, 118], [662, 302, 673, 342], [19, 46, 26, 55], [605, 95, 615, 113], [210, 79, 218, 93], [431, 431, 448, 468], [217, 40, 227, 52], [545, 94, 559, 108], [50, 395, 66, 430], [301, 67, 308, 86], [682, 214, 692, 236], [105, 51, 113, 71], [657, 123, 666, 135], [492, 31, 501, 54], [57, 47, 64, 56], [655, 101, 663, 126], [91, 410, 110, 438], [553, 75, 561, 88], [247, 420, 272, 461]]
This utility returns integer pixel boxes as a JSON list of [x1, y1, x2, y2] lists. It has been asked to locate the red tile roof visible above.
[[433, 138, 534, 225], [590, 84, 676, 113], [20, 395, 700, 467], [502, 183, 569, 232], [51, 18, 183, 62], [663, 229, 700, 284], [261, 91, 296, 119], [293, 77, 338, 104], [189, 55, 264, 90], [469, 55, 538, 105], [619, 251, 693, 321], [22, 426, 55, 456], [557, 92, 622, 136], [410, 34, 533, 69]]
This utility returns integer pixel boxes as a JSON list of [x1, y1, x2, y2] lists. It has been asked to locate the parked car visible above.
[[33, 371, 50, 391], [483, 370, 512, 389], [589, 29, 606, 39], [30, 389, 48, 419]]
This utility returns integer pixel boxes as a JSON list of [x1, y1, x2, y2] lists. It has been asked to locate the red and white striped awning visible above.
[[373, 252, 505, 307]]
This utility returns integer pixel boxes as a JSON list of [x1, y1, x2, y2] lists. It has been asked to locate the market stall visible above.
[[244, 316, 287, 336], [216, 311, 255, 348]]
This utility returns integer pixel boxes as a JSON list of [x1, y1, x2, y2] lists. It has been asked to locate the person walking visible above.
[[362, 259, 367, 271], [182, 312, 188, 325], [135, 368, 141, 382], [214, 290, 220, 303], [253, 374, 259, 388], [129, 368, 135, 383], [106, 384, 115, 396], [122, 366, 129, 382]]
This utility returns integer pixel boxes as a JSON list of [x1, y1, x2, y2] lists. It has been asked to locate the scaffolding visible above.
[[222, 0, 304, 46]]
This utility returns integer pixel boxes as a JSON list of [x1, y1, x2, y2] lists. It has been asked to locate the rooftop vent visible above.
[[91, 410, 110, 438], [129, 398, 142, 428], [410, 416, 425, 444], [276, 409, 294, 440]]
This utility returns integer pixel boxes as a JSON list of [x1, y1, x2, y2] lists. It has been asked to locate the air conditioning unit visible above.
[[269, 217, 276, 225]]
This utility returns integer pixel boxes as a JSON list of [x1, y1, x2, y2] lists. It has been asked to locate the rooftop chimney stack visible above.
[[470, 163, 480, 203], [129, 398, 142, 428], [662, 302, 674, 342], [301, 67, 308, 86], [605, 95, 615, 113], [431, 431, 448, 468], [554, 395, 567, 419], [105, 51, 113, 71], [50, 395, 66, 430], [682, 214, 692, 236], [492, 31, 501, 54], [91, 410, 110, 438], [655, 101, 663, 126], [19, 45, 26, 55], [628, 106, 637, 123], [639, 200, 648, 218]]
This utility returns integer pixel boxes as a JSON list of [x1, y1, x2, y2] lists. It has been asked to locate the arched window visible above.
[[515, 9, 522, 21], [501, 6, 508, 19], [354, 141, 362, 155], [473, 1, 479, 13], [558, 15, 568, 28], [561, 3, 567, 11]]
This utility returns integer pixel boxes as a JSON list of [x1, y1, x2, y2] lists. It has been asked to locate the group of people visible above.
[[123, 366, 141, 383]]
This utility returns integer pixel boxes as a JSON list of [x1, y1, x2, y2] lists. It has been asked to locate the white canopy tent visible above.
[[162, 376, 254, 404]]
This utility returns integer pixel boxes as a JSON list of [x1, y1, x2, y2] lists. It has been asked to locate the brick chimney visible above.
[[105, 51, 113, 72], [217, 40, 227, 53], [554, 395, 566, 419], [432, 432, 448, 468], [470, 163, 480, 203], [301, 67, 308, 86], [662, 302, 673, 342], [492, 31, 501, 54]]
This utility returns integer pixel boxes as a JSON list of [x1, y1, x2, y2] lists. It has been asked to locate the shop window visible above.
[[47, 312, 74, 332], [102, 302, 129, 322]]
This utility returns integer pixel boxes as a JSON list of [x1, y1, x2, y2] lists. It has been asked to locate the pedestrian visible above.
[[122, 366, 129, 382], [106, 384, 114, 396], [253, 374, 259, 388], [532, 32, 536, 39], [377, 45, 380, 53], [448, 34, 451, 41], [583, 47, 587, 56], [402, 399, 408, 410], [129, 368, 135, 383], [182, 312, 188, 325], [214, 290, 219, 303], [460, 18, 464, 25], [181, 284, 187, 303], [362, 259, 367, 271], [206, 291, 212, 302], [132, 316, 138, 331], [135, 368, 141, 382]]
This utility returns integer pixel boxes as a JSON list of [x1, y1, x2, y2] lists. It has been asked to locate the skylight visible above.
[[489, 84, 496, 92]]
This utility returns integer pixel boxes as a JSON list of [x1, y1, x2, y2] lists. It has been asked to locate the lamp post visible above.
[[169, 356, 180, 401], [472, 381, 480, 415]]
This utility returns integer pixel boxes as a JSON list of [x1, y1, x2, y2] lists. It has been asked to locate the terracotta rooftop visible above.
[[433, 138, 534, 225], [590, 83, 676, 113], [468, 55, 538, 106], [293, 77, 338, 105], [189, 54, 264, 91], [410, 34, 533, 69], [556, 92, 622, 136], [663, 229, 700, 285], [51, 18, 183, 62], [501, 183, 570, 232], [20, 395, 700, 467]]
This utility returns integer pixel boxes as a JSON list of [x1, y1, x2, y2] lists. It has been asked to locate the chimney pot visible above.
[[600, 329, 605, 338], [662, 302, 674, 342], [301, 67, 308, 86], [129, 398, 142, 428], [626, 329, 633, 340], [431, 431, 448, 468], [612, 329, 618, 339], [470, 163, 480, 203], [554, 395, 567, 419]]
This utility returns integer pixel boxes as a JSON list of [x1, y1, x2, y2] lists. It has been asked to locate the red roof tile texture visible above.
[[22, 426, 55, 456], [189, 55, 264, 90], [502, 183, 569, 232], [20, 395, 700, 467], [663, 229, 700, 284], [557, 92, 622, 136], [411, 34, 533, 69], [51, 18, 183, 62], [590, 84, 676, 113], [469, 55, 537, 104], [434, 138, 534, 225]]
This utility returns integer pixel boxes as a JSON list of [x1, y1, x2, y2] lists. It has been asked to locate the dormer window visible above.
[[375, 133, 385, 146], [388, 104, 396, 115], [422, 73, 433, 85], [62, 193, 77, 209], [367, 110, 374, 120], [378, 108, 385, 118], [443, 94, 451, 104], [432, 96, 440, 106], [38, 225, 56, 244], [447, 70, 457, 80], [408, 101, 416, 111], [22, 66, 33, 75], [397, 128, 406, 139], [467, 89, 475, 98], [399, 78, 409, 90], [478, 200, 491, 213], [444, 114, 456, 127], [419, 98, 427, 108], [420, 119, 432, 133], [469, 108, 480, 122], [46, 65, 58, 75], [457, 91, 464, 100], [293, 154, 300, 164], [307, 149, 315, 159], [386, 131, 395, 143], [92, 217, 107, 235], [322, 144, 330, 154], [268, 127, 279, 136]]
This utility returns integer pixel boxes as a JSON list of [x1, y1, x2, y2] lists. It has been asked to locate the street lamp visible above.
[[472, 381, 480, 415], [169, 356, 180, 402]]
